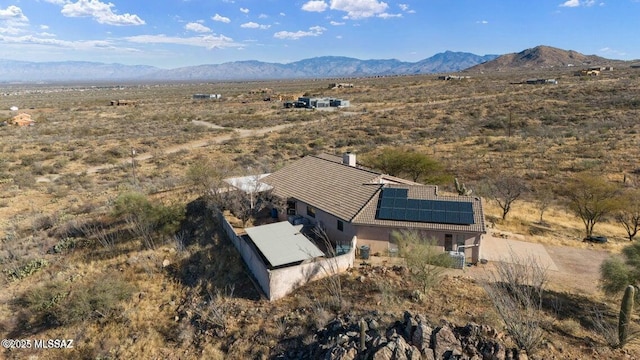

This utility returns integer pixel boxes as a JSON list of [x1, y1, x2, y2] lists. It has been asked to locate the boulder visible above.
[[432, 325, 462, 359]]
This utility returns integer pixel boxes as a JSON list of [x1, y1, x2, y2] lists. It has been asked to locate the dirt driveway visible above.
[[477, 230, 611, 296]]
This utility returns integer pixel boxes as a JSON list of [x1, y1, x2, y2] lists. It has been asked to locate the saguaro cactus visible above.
[[619, 285, 635, 347], [454, 178, 472, 196], [359, 318, 367, 352]]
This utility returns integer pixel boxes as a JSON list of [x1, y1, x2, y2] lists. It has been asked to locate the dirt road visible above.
[[475, 230, 610, 296], [85, 119, 323, 175]]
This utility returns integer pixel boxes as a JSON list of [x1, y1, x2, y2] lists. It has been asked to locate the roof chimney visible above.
[[343, 152, 356, 167]]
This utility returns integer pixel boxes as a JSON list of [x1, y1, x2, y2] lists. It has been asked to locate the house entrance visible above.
[[445, 234, 453, 251], [287, 200, 296, 215]]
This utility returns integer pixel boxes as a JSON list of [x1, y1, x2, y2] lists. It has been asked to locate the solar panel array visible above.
[[375, 188, 475, 225]]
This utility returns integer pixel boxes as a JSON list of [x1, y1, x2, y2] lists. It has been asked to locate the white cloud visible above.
[[398, 4, 415, 13], [0, 5, 28, 22], [330, 20, 345, 25], [212, 13, 231, 23], [560, 0, 599, 7], [185, 22, 211, 33], [330, 0, 388, 19], [280, 12, 286, 16], [274, 25, 325, 40], [0, 5, 29, 34], [0, 33, 122, 51], [258, 14, 268, 19], [377, 13, 401, 19], [599, 47, 626, 57], [302, 1, 328, 12], [40, 24, 50, 30], [477, 20, 488, 24], [43, 0, 68, 5], [61, 0, 145, 26], [241, 22, 270, 29], [126, 34, 241, 50], [560, 0, 580, 6], [240, 7, 249, 14]]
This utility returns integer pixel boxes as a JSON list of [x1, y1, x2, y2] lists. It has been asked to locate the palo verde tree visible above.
[[615, 188, 640, 241], [362, 147, 450, 184], [561, 173, 619, 238], [186, 157, 236, 210]]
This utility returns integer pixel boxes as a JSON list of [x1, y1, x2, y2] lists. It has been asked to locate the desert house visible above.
[[10, 113, 34, 126], [260, 153, 486, 264]]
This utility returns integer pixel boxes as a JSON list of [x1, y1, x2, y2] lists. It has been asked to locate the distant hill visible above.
[[0, 51, 497, 83], [466, 45, 616, 72], [0, 59, 159, 83]]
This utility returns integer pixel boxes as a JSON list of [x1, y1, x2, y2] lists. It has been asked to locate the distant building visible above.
[[11, 113, 34, 126], [192, 94, 221, 100], [329, 83, 354, 89], [525, 78, 558, 85], [110, 100, 138, 106], [438, 75, 471, 80], [290, 96, 350, 109]]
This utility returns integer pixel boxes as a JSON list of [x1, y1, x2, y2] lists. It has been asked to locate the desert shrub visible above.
[[51, 237, 76, 254], [392, 229, 453, 295], [32, 213, 56, 231], [4, 258, 49, 281], [17, 274, 134, 329], [483, 252, 548, 354], [112, 192, 185, 249]]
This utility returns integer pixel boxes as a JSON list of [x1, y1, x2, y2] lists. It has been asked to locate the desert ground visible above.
[[1, 68, 640, 359]]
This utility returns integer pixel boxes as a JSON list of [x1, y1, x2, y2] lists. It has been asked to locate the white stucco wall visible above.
[[218, 209, 356, 301], [267, 235, 356, 301]]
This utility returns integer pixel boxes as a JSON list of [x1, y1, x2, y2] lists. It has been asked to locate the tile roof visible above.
[[262, 154, 485, 234], [261, 155, 382, 221]]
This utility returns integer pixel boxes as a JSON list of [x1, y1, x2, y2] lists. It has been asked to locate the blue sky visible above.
[[0, 0, 637, 68]]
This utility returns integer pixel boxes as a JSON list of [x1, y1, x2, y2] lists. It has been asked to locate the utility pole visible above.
[[131, 148, 137, 185]]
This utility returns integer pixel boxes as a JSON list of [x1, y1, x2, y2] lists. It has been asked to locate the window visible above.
[[306, 205, 316, 218], [337, 220, 344, 232]]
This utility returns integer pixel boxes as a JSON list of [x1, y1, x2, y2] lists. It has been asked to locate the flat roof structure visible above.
[[224, 174, 273, 193], [245, 221, 324, 268]]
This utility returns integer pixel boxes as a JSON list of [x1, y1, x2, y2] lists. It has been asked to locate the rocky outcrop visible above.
[[274, 311, 527, 360]]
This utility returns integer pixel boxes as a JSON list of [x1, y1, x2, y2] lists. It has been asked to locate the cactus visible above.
[[454, 178, 472, 196], [359, 318, 367, 352], [619, 285, 635, 347]]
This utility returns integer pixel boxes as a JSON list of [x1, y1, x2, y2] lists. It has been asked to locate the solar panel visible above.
[[407, 199, 420, 210], [376, 187, 475, 225], [394, 198, 407, 208], [378, 208, 393, 219], [433, 201, 447, 211], [380, 197, 395, 208], [432, 211, 445, 223], [392, 208, 406, 220]]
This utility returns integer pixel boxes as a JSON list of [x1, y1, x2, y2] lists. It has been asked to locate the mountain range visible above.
[[0, 51, 497, 83], [0, 46, 626, 83]]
